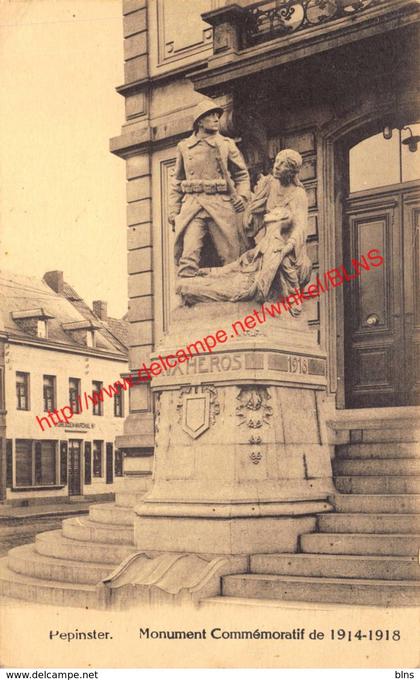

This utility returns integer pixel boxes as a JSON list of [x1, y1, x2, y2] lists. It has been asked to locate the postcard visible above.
[[0, 0, 419, 671]]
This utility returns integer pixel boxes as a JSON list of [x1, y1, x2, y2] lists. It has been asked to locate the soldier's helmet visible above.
[[192, 100, 224, 131]]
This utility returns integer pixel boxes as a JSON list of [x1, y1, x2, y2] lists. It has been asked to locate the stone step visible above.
[[334, 476, 420, 494], [333, 459, 420, 476], [7, 544, 113, 585], [301, 532, 420, 556], [35, 530, 134, 564], [331, 423, 420, 444], [221, 573, 420, 607], [351, 427, 420, 444], [115, 492, 149, 508], [62, 517, 134, 545], [0, 557, 100, 608], [88, 503, 135, 526], [335, 442, 420, 459], [331, 493, 420, 514], [250, 553, 420, 581], [202, 596, 331, 610], [318, 513, 420, 534]]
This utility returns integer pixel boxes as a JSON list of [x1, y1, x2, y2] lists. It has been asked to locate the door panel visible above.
[[345, 184, 420, 407], [68, 441, 82, 496], [345, 195, 401, 407], [356, 219, 390, 330]]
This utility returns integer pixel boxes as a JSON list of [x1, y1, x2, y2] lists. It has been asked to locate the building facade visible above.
[[110, 0, 420, 462], [0, 270, 129, 504], [0, 328, 6, 503]]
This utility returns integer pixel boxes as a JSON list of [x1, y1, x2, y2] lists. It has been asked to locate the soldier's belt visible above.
[[181, 179, 228, 194]]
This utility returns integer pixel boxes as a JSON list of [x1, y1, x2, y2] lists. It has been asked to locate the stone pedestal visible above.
[[133, 302, 333, 557]]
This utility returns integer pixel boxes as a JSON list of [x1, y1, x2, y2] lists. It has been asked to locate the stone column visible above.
[[112, 0, 154, 491]]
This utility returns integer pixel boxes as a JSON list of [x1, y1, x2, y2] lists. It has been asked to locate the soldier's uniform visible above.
[[169, 103, 250, 278]]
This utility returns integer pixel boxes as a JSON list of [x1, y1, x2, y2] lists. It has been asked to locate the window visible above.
[[16, 372, 30, 410], [114, 450, 124, 477], [37, 319, 48, 338], [15, 440, 32, 486], [86, 330, 95, 348], [114, 389, 124, 417], [92, 381, 103, 416], [69, 378, 81, 414], [92, 440, 103, 477], [43, 375, 56, 412], [35, 441, 56, 485], [349, 122, 420, 193], [15, 439, 57, 487]]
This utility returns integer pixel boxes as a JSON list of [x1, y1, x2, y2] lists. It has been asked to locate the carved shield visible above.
[[181, 390, 210, 439]]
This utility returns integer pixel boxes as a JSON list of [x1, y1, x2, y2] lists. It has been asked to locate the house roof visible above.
[[0, 270, 128, 356], [59, 280, 128, 353]]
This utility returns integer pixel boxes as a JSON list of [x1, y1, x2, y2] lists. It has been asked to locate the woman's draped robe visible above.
[[176, 175, 312, 309]]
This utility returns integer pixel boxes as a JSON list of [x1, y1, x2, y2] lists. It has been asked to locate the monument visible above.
[[100, 105, 333, 608]]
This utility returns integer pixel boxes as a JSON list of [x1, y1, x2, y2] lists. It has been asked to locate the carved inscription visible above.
[[167, 353, 243, 377], [164, 351, 324, 378], [287, 355, 309, 375]]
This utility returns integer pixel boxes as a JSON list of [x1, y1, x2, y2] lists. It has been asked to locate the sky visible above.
[[0, 0, 127, 317]]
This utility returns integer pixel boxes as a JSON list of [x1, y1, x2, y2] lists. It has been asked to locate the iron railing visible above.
[[243, 0, 385, 46]]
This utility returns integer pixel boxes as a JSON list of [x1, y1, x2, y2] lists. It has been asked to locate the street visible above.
[[0, 513, 88, 557]]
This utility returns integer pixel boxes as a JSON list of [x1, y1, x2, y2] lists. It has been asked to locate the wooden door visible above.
[[403, 187, 420, 404], [68, 440, 82, 496], [344, 183, 420, 407]]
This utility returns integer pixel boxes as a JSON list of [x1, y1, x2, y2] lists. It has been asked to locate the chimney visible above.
[[44, 270, 64, 295], [93, 300, 108, 321]]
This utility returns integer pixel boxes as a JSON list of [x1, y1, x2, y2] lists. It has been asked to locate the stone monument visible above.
[[100, 116, 333, 608]]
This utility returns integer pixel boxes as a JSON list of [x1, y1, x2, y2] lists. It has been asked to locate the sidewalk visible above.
[[0, 498, 101, 523]]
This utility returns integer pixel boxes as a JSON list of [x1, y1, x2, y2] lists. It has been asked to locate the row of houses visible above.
[[0, 269, 129, 505]]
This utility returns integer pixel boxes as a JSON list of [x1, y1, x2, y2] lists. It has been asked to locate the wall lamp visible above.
[[382, 124, 419, 152], [401, 126, 420, 153]]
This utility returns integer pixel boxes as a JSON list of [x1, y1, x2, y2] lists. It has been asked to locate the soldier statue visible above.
[[168, 99, 251, 279], [176, 149, 312, 314]]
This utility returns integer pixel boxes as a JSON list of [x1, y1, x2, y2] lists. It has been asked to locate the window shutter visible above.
[[106, 442, 113, 484], [60, 441, 68, 485], [84, 442, 92, 485], [34, 441, 42, 485], [6, 439, 12, 488]]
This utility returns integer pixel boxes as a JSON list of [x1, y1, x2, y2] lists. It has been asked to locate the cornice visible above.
[[5, 334, 127, 362], [115, 59, 209, 97]]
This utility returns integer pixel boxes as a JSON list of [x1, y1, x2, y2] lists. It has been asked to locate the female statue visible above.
[[176, 149, 312, 315]]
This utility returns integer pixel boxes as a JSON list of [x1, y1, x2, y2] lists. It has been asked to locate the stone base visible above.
[[133, 301, 332, 559], [134, 513, 322, 555], [158, 301, 318, 353], [98, 551, 248, 609]]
